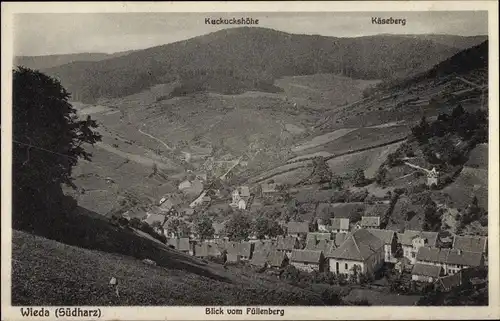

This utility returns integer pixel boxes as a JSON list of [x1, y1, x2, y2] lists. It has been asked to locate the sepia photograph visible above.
[[1, 1, 499, 319]]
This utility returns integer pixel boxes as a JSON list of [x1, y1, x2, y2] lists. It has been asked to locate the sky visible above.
[[13, 11, 488, 56]]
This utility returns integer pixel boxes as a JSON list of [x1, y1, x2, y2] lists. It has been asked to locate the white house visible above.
[[331, 218, 350, 234], [326, 229, 385, 277], [230, 186, 251, 210], [427, 167, 439, 186], [290, 250, 325, 272], [398, 230, 438, 264], [415, 247, 484, 275]]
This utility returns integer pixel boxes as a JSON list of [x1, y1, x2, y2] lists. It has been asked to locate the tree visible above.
[[13, 67, 102, 229], [352, 168, 367, 187], [330, 175, 344, 190], [224, 212, 252, 241], [311, 156, 333, 184], [129, 217, 141, 228], [253, 216, 272, 239], [195, 215, 214, 241], [164, 217, 180, 237], [375, 166, 388, 186]]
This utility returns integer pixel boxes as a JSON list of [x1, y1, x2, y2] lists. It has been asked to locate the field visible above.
[[327, 141, 404, 178], [275, 74, 380, 110], [296, 125, 410, 157]]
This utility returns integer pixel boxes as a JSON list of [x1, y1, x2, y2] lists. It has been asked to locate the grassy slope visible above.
[[12, 231, 323, 306], [11, 209, 324, 306]]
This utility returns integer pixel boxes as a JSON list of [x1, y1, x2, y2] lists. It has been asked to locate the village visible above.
[[118, 160, 487, 295]]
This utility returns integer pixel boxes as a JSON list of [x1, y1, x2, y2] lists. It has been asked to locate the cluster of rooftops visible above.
[[164, 218, 487, 282]]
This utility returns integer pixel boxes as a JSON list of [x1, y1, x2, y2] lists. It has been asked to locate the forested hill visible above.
[[38, 27, 485, 103], [14, 50, 136, 71]]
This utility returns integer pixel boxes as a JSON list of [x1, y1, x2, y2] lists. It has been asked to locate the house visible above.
[[178, 180, 192, 191], [366, 229, 398, 263], [411, 263, 443, 283], [290, 250, 325, 272], [194, 243, 222, 259], [287, 221, 309, 238], [230, 186, 251, 210], [306, 233, 332, 252], [251, 239, 276, 254], [268, 250, 289, 269], [189, 190, 211, 208], [436, 272, 464, 292], [276, 235, 300, 258], [226, 251, 241, 263], [331, 218, 350, 234], [326, 229, 385, 276], [427, 167, 439, 186], [452, 235, 487, 254], [250, 251, 269, 267], [416, 247, 484, 275], [221, 241, 254, 261], [306, 232, 332, 242], [398, 230, 438, 264], [359, 216, 381, 229], [167, 238, 192, 255]]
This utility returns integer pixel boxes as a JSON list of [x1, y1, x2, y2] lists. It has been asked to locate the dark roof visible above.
[[360, 216, 380, 228], [398, 230, 438, 247], [276, 235, 299, 250], [326, 229, 384, 261], [194, 243, 222, 257], [438, 273, 462, 291], [446, 249, 483, 267], [239, 186, 250, 197], [291, 249, 323, 263], [452, 236, 487, 253], [306, 232, 332, 242], [269, 250, 288, 267], [366, 229, 395, 245], [250, 251, 269, 266], [416, 247, 483, 267], [287, 222, 309, 234], [412, 263, 442, 278], [252, 240, 276, 253], [331, 218, 350, 230], [167, 238, 190, 251]]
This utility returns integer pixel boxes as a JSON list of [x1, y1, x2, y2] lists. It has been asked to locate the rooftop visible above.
[[291, 249, 323, 263], [412, 263, 442, 278], [326, 229, 384, 261]]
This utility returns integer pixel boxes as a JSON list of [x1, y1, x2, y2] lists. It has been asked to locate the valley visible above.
[[12, 26, 490, 306]]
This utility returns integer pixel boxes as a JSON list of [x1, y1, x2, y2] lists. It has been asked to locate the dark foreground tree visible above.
[[12, 67, 101, 229]]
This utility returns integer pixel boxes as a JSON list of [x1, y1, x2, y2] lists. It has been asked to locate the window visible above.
[[336, 262, 339, 273], [345, 263, 348, 270], [411, 252, 416, 258]]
